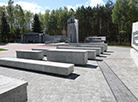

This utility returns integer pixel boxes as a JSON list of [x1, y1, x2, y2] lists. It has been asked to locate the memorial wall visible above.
[[131, 21, 138, 68], [131, 22, 138, 51]]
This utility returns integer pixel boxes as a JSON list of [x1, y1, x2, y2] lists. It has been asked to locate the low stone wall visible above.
[[85, 43, 108, 51], [32, 48, 49, 56], [16, 50, 43, 60], [47, 49, 88, 65], [130, 48, 138, 68], [32, 48, 96, 59], [0, 58, 74, 76], [79, 45, 104, 53], [57, 46, 101, 56], [0, 75, 28, 102]]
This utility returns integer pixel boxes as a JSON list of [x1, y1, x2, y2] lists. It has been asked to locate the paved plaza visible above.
[[0, 43, 138, 102]]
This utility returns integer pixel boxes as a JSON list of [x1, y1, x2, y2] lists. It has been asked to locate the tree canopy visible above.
[[32, 14, 42, 33], [0, 0, 138, 45]]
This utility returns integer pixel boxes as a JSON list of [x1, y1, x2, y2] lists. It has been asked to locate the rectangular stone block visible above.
[[83, 43, 108, 51], [16, 50, 44, 60], [47, 49, 88, 65], [130, 48, 138, 68], [57, 46, 101, 56], [0, 58, 74, 76], [32, 48, 96, 60], [0, 75, 28, 102], [79, 45, 104, 53], [32, 48, 49, 56], [69, 43, 107, 52]]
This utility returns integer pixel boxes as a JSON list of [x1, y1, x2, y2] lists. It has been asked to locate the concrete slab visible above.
[[79, 45, 104, 53], [102, 46, 138, 99], [130, 48, 138, 68], [16, 50, 43, 60], [98, 61, 138, 102], [69, 43, 106, 52], [33, 48, 96, 60], [57, 46, 101, 56], [47, 49, 88, 65], [32, 48, 49, 56], [81, 43, 108, 51], [0, 58, 74, 76], [0, 75, 28, 102]]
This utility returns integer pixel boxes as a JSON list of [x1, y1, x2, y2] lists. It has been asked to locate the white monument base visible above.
[[130, 48, 138, 68]]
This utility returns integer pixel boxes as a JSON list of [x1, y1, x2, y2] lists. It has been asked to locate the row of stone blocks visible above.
[[16, 49, 89, 65], [46, 42, 108, 52], [56, 46, 101, 56], [69, 43, 108, 52], [0, 75, 28, 102], [0, 43, 106, 102]]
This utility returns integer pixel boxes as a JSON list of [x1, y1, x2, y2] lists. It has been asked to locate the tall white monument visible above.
[[130, 21, 138, 67], [67, 17, 79, 43]]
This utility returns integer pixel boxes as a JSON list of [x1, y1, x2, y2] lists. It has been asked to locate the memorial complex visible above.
[[0, 16, 138, 102]]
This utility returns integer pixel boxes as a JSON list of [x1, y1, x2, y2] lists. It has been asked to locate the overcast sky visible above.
[[0, 0, 116, 14]]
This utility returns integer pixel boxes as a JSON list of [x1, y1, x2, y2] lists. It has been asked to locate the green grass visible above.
[[0, 48, 7, 51], [112, 45, 132, 48]]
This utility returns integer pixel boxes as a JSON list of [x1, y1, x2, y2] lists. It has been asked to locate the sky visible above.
[[0, 0, 116, 14]]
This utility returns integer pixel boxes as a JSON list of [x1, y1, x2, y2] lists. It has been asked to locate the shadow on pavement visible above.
[[0, 65, 80, 80], [106, 51, 114, 53], [77, 64, 98, 69]]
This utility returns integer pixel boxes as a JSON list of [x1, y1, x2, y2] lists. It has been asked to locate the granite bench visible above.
[[32, 48, 49, 56], [0, 58, 74, 76], [85, 43, 108, 51], [47, 49, 88, 65], [70, 43, 108, 52], [0, 75, 28, 102], [57, 46, 101, 56], [79, 45, 104, 53], [16, 50, 43, 60], [32, 48, 96, 60]]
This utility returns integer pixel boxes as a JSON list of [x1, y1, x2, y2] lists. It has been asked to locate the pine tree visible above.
[[32, 14, 42, 33], [1, 7, 10, 43]]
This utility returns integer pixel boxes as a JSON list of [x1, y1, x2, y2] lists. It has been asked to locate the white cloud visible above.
[[85, 1, 89, 7], [0, 1, 49, 14], [15, 1, 47, 14], [0, 3, 7, 7], [67, 0, 105, 10], [67, 5, 76, 11], [76, 4, 83, 8], [67, 4, 83, 11], [90, 0, 105, 7]]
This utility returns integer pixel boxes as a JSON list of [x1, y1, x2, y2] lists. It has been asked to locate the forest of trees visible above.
[[0, 0, 138, 45]]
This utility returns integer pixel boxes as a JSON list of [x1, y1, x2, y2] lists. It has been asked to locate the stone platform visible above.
[[0, 75, 28, 102], [0, 43, 138, 102]]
